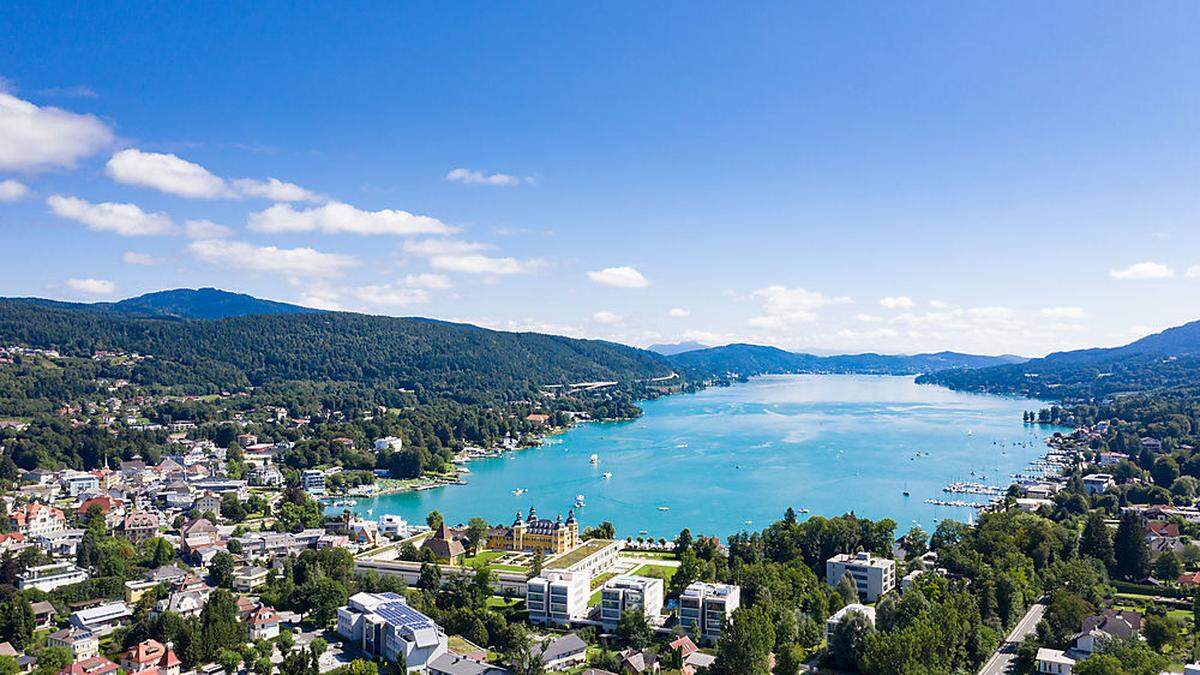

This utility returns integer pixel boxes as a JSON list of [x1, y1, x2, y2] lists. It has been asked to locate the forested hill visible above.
[[665, 343, 1025, 376], [0, 299, 671, 398], [3, 287, 318, 320], [917, 319, 1200, 399]]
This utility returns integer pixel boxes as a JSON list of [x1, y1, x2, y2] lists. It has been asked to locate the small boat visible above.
[[590, 453, 600, 464], [511, 488, 527, 496], [743, 520, 753, 525], [657, 505, 670, 511], [639, 529, 649, 535], [602, 472, 612, 480], [902, 490, 911, 497]]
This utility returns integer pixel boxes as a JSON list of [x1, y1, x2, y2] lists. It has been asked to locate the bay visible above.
[[350, 374, 1055, 539]]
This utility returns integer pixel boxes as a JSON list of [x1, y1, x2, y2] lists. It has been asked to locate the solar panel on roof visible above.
[[376, 602, 433, 629]]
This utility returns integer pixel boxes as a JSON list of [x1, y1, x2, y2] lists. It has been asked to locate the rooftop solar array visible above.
[[375, 601, 434, 630]]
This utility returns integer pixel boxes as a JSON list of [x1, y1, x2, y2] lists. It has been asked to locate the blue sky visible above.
[[1, 3, 1197, 356]]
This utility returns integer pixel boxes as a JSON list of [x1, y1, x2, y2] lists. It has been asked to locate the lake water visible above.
[[351, 375, 1054, 539]]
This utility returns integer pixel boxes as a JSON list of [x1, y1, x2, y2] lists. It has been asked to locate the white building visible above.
[[378, 515, 410, 539], [1082, 473, 1115, 495], [70, 601, 132, 636], [1036, 647, 1074, 674], [826, 551, 896, 602], [336, 592, 447, 670], [374, 436, 404, 453], [18, 562, 89, 592], [826, 603, 876, 641], [301, 469, 326, 495], [526, 571, 589, 627], [679, 581, 740, 643], [600, 575, 664, 628], [62, 471, 100, 497]]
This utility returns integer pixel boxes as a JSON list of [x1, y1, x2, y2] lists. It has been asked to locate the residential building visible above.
[[1072, 609, 1141, 658], [32, 600, 55, 630], [600, 575, 664, 628], [1082, 474, 1114, 495], [60, 656, 120, 675], [826, 603, 876, 641], [826, 551, 896, 602], [535, 633, 588, 671], [46, 627, 99, 660], [492, 507, 579, 554], [428, 653, 511, 675], [1036, 647, 1074, 674], [17, 561, 88, 592], [62, 470, 100, 497], [678, 581, 740, 643], [336, 592, 448, 669], [231, 565, 269, 592], [122, 511, 160, 544], [246, 606, 282, 640], [10, 502, 66, 537], [120, 639, 182, 675], [70, 601, 132, 636], [526, 571, 589, 627], [301, 469, 326, 495], [373, 436, 403, 453], [378, 514, 410, 538], [194, 491, 222, 515]]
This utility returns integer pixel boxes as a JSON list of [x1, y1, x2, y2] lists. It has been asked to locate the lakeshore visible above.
[[348, 374, 1059, 537]]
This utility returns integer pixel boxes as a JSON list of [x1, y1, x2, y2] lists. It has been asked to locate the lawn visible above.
[[623, 550, 678, 561], [461, 550, 529, 573], [631, 563, 677, 583], [547, 539, 614, 570]]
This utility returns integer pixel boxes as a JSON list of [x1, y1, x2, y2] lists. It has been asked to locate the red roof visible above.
[[1179, 572, 1200, 586], [1147, 521, 1181, 538], [121, 639, 180, 669], [11, 502, 65, 528], [59, 656, 119, 675], [670, 635, 698, 657]]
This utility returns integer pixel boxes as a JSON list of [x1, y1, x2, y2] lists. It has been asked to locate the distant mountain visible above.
[[0, 288, 318, 321], [112, 288, 319, 319], [667, 343, 1025, 377], [918, 319, 1200, 398], [646, 341, 709, 356]]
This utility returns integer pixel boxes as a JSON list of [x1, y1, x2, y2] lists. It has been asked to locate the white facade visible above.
[[526, 571, 589, 626], [826, 551, 896, 602], [378, 515, 410, 538], [1036, 648, 1074, 674], [678, 581, 740, 643], [18, 562, 88, 592], [71, 601, 132, 636], [825, 603, 876, 641], [1082, 474, 1114, 495], [302, 469, 326, 495], [62, 471, 100, 497], [374, 436, 404, 453], [336, 592, 447, 670], [600, 575, 664, 628]]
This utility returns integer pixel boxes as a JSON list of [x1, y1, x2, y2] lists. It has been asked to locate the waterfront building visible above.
[[493, 506, 579, 555], [826, 603, 876, 641], [17, 561, 88, 592], [825, 551, 896, 602], [336, 592, 448, 669], [678, 581, 740, 643], [378, 514, 410, 538], [526, 570, 589, 626], [600, 575, 664, 628], [302, 469, 326, 495]]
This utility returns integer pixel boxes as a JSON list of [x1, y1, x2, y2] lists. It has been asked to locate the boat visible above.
[[574, 494, 586, 507], [657, 505, 670, 511], [589, 453, 600, 464], [602, 472, 612, 480], [639, 529, 649, 535], [511, 488, 527, 496]]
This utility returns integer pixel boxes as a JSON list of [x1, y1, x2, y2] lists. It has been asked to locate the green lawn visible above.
[[547, 539, 614, 570], [623, 550, 678, 561], [631, 563, 677, 582]]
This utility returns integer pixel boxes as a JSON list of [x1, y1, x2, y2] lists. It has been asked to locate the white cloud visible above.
[[1039, 306, 1086, 319], [184, 219, 233, 239], [592, 310, 622, 325], [47, 195, 175, 236], [105, 149, 321, 202], [0, 179, 30, 202], [0, 91, 113, 171], [66, 278, 115, 295], [445, 167, 528, 186], [667, 308, 690, 318], [403, 238, 488, 256], [352, 284, 430, 307], [1186, 265, 1200, 278], [929, 300, 948, 309], [249, 202, 453, 236], [187, 239, 357, 278], [586, 266, 650, 288], [429, 254, 532, 275], [121, 251, 157, 266], [879, 296, 914, 310], [854, 313, 882, 322], [748, 285, 852, 328], [1110, 261, 1175, 280], [106, 149, 231, 199], [231, 177, 320, 202], [966, 306, 1015, 319], [403, 273, 452, 289]]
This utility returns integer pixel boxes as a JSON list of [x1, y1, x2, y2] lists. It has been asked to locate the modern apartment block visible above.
[[525, 570, 588, 626], [826, 551, 896, 602], [336, 592, 448, 670], [678, 581, 740, 643], [600, 575, 664, 628], [301, 469, 326, 495], [18, 562, 89, 592]]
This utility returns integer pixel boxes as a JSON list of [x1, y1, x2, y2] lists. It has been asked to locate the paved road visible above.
[[978, 601, 1046, 675]]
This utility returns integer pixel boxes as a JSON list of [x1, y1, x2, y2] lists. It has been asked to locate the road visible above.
[[977, 601, 1046, 675]]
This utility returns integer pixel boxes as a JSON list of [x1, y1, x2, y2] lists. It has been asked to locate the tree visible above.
[[426, 510, 444, 530], [299, 577, 348, 626], [775, 644, 805, 675], [616, 609, 652, 649], [900, 526, 928, 558], [1074, 654, 1124, 675], [1154, 551, 1182, 581], [676, 528, 693, 554], [1080, 511, 1114, 567], [419, 562, 442, 590], [1112, 511, 1151, 580], [464, 517, 489, 555], [711, 605, 775, 675], [32, 646, 71, 675], [531, 549, 544, 576], [200, 589, 244, 660], [829, 607, 874, 671], [836, 571, 859, 605], [210, 551, 235, 588], [1144, 614, 1179, 652], [0, 596, 34, 650], [277, 628, 295, 653], [1041, 590, 1094, 645]]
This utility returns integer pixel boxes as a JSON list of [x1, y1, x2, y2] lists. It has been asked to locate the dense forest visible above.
[[669, 343, 1025, 378]]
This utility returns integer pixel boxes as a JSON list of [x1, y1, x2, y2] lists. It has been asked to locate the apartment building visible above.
[[526, 570, 589, 627], [600, 575, 664, 628], [678, 581, 740, 643], [826, 551, 896, 602]]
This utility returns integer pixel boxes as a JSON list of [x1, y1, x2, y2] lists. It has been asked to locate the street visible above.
[[977, 601, 1046, 675]]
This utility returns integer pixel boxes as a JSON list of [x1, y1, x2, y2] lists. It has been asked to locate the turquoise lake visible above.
[[351, 375, 1054, 538]]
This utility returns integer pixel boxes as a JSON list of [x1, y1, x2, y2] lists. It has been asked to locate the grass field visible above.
[[631, 563, 677, 582]]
